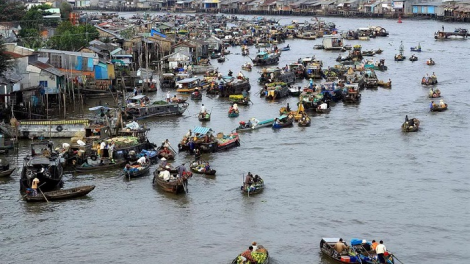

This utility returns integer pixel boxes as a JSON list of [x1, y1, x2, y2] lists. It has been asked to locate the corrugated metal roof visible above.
[[193, 126, 213, 135]]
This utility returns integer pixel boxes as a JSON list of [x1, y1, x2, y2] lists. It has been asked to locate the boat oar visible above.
[[38, 186, 49, 203], [392, 254, 405, 264]]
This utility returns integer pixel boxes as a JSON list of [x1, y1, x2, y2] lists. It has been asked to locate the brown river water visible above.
[[1, 14, 469, 264]]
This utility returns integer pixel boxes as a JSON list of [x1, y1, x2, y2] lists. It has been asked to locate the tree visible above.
[[18, 4, 56, 50], [0, 0, 26, 22], [60, 2, 73, 20], [49, 21, 99, 51], [0, 39, 12, 77]]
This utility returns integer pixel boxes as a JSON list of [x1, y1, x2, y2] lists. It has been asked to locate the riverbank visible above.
[[75, 6, 470, 22]]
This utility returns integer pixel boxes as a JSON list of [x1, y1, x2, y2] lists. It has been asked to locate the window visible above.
[[39, 81, 48, 88]]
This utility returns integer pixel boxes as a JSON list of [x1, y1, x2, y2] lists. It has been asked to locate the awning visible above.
[[193, 126, 213, 135]]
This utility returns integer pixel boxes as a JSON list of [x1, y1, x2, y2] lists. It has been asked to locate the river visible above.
[[1, 14, 469, 264]]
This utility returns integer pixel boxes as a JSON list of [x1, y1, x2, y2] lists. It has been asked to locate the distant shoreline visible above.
[[74, 7, 468, 23]]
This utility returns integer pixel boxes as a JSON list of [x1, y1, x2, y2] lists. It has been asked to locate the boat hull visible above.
[[24, 185, 95, 202]]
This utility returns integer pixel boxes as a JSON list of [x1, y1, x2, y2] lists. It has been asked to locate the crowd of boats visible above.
[[2, 13, 460, 261]]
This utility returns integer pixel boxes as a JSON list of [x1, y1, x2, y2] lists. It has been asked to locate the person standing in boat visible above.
[[134, 87, 138, 96], [31, 177, 40, 196], [194, 148, 201, 161], [177, 163, 187, 178], [244, 172, 254, 189], [163, 139, 171, 149], [375, 240, 387, 263], [200, 104, 206, 115], [108, 141, 115, 164], [166, 91, 171, 103]]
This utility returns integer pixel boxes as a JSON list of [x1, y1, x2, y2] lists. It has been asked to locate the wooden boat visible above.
[[152, 167, 192, 194], [228, 109, 240, 118], [428, 89, 441, 98], [361, 50, 376, 56], [231, 246, 269, 264], [0, 167, 16, 178], [217, 56, 226, 63], [421, 76, 438, 85], [189, 160, 216, 176], [170, 98, 187, 104], [216, 132, 240, 151], [198, 111, 211, 121], [426, 59, 435, 65], [156, 146, 176, 160], [375, 48, 383, 54], [24, 185, 95, 202], [394, 54, 406, 61], [20, 141, 64, 192], [241, 63, 252, 71], [298, 116, 311, 127], [125, 96, 188, 120], [321, 238, 395, 264], [241, 176, 265, 195], [123, 163, 151, 178], [402, 118, 420, 132], [75, 159, 127, 173], [236, 118, 275, 132], [252, 51, 280, 66], [281, 45, 290, 51], [377, 80, 392, 88], [190, 90, 203, 100], [431, 103, 448, 112], [272, 115, 294, 129], [409, 55, 418, 61], [410, 43, 422, 52]]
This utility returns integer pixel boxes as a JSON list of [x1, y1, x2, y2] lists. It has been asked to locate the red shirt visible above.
[[241, 249, 255, 262]]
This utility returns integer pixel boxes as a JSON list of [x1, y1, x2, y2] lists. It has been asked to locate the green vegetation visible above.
[[0, 0, 26, 22], [49, 21, 99, 51]]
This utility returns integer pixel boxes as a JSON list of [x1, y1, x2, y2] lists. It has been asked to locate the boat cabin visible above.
[[161, 73, 176, 89], [322, 35, 344, 50], [176, 77, 202, 93], [127, 95, 151, 107], [30, 141, 55, 158]]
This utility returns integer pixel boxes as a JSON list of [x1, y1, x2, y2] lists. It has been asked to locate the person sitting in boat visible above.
[[439, 99, 446, 107], [204, 162, 211, 172], [233, 103, 239, 112], [228, 70, 233, 77], [159, 167, 171, 181], [171, 95, 179, 103], [193, 89, 200, 97], [430, 101, 436, 110], [362, 240, 372, 251], [334, 238, 349, 254], [185, 129, 192, 138], [160, 147, 171, 156], [240, 246, 256, 264], [238, 71, 244, 80], [253, 175, 261, 183], [429, 58, 434, 64], [431, 72, 437, 79], [246, 119, 252, 128], [319, 102, 328, 110]]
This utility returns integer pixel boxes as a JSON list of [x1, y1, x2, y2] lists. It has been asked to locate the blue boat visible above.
[[410, 43, 421, 52], [272, 115, 294, 129], [281, 45, 290, 51]]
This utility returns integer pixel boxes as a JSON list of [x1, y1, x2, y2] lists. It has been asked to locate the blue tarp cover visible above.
[[193, 126, 213, 135]]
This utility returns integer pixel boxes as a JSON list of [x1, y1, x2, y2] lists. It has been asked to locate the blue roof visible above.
[[193, 126, 213, 135], [257, 51, 268, 56]]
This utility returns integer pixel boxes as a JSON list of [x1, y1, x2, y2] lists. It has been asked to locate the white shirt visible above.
[[100, 142, 106, 150], [233, 104, 238, 111], [201, 105, 206, 112], [159, 170, 170, 180], [320, 103, 327, 109], [166, 92, 170, 99], [376, 244, 386, 254], [137, 156, 147, 165]]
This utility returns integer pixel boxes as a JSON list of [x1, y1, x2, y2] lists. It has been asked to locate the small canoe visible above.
[[217, 56, 226, 63], [241, 178, 265, 195], [298, 116, 311, 127], [272, 116, 294, 129], [431, 103, 448, 112], [402, 118, 420, 132], [191, 92, 202, 100], [75, 160, 127, 173], [231, 247, 269, 264], [281, 46, 290, 51], [316, 107, 331, 114], [152, 169, 192, 194], [228, 110, 240, 118], [378, 80, 392, 88], [24, 185, 95, 202], [198, 112, 211, 121], [124, 163, 151, 178], [426, 60, 435, 65], [189, 161, 216, 176], [375, 48, 383, 54], [0, 167, 16, 178], [410, 46, 422, 52], [409, 56, 418, 61], [156, 146, 175, 160], [236, 118, 275, 132]]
